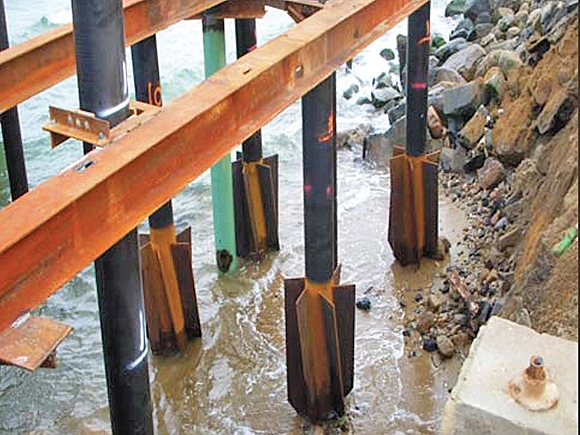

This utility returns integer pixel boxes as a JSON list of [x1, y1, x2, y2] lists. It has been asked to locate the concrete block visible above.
[[442, 316, 578, 435]]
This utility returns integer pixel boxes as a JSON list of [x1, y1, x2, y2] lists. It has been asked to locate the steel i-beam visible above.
[[232, 18, 280, 259], [70, 0, 154, 433], [202, 13, 239, 274], [132, 35, 201, 355], [388, 1, 439, 266], [285, 74, 355, 422], [0, 0, 28, 200]]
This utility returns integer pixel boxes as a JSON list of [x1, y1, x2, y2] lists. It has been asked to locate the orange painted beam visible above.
[[0, 0, 429, 332], [0, 0, 227, 115]]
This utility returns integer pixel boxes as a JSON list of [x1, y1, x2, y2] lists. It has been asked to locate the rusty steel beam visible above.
[[0, 0, 227, 115], [0, 0, 429, 332]]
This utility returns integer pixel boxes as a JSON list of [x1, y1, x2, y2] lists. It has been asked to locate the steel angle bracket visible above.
[[232, 154, 280, 259], [389, 146, 440, 265], [0, 316, 72, 371], [43, 100, 159, 149], [139, 227, 201, 356], [284, 277, 355, 422]]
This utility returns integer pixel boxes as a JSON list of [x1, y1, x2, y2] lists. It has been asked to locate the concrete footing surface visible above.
[[441, 316, 578, 435]]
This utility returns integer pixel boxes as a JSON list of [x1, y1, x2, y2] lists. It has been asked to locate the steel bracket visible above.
[[43, 100, 160, 149], [0, 315, 72, 371]]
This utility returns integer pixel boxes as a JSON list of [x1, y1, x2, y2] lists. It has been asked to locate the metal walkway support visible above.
[[388, 1, 439, 266], [285, 74, 355, 422], [0, 0, 28, 200], [132, 35, 201, 355], [232, 18, 279, 259], [71, 0, 154, 433], [203, 13, 238, 274]]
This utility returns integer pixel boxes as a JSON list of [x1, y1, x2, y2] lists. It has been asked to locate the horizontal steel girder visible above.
[[0, 0, 228, 115], [0, 0, 429, 332]]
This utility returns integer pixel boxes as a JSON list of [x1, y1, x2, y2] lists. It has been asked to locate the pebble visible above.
[[494, 216, 509, 230], [422, 337, 438, 352], [437, 335, 456, 358], [356, 297, 372, 311], [417, 310, 436, 333]]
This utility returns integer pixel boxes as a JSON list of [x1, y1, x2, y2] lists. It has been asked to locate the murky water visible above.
[[0, 2, 462, 434]]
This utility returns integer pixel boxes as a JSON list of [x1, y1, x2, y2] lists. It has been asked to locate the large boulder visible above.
[[434, 38, 470, 63], [450, 18, 476, 41], [536, 88, 578, 134], [446, 0, 467, 16], [442, 44, 487, 81], [364, 116, 406, 168], [483, 66, 508, 103], [492, 97, 534, 165], [443, 78, 485, 119], [478, 157, 506, 189], [457, 105, 489, 149], [429, 67, 467, 87], [371, 87, 401, 109], [474, 49, 522, 79], [464, 0, 493, 21]]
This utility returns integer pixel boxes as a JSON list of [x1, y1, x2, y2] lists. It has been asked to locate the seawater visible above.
[[0, 2, 459, 434]]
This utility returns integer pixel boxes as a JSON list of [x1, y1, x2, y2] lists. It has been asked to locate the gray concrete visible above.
[[441, 316, 578, 435]]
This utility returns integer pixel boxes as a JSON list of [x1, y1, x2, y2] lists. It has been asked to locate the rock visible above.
[[417, 310, 435, 333], [506, 26, 521, 38], [433, 38, 470, 62], [458, 105, 488, 149], [428, 293, 445, 312], [429, 56, 440, 71], [463, 151, 486, 172], [443, 44, 486, 81], [480, 33, 497, 47], [514, 307, 532, 328], [476, 11, 492, 23], [337, 125, 371, 149], [494, 216, 509, 230], [498, 227, 522, 251], [428, 83, 456, 116], [371, 87, 401, 109], [380, 48, 396, 61], [514, 10, 528, 27], [343, 83, 360, 100], [498, 14, 515, 32], [464, 0, 492, 22], [475, 49, 522, 78], [485, 269, 500, 284], [373, 71, 394, 89], [451, 18, 476, 41], [431, 33, 447, 49], [451, 331, 471, 347], [526, 8, 542, 28], [493, 98, 534, 165], [483, 66, 507, 103], [356, 296, 372, 311], [446, 0, 467, 16], [429, 67, 467, 87], [477, 300, 493, 323], [427, 106, 444, 139], [492, 7, 515, 24], [422, 337, 438, 352], [364, 116, 405, 168], [440, 146, 468, 172], [475, 23, 494, 39], [387, 101, 406, 124], [436, 335, 456, 357], [536, 89, 578, 134], [443, 78, 484, 118], [356, 95, 372, 106], [478, 157, 505, 189]]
